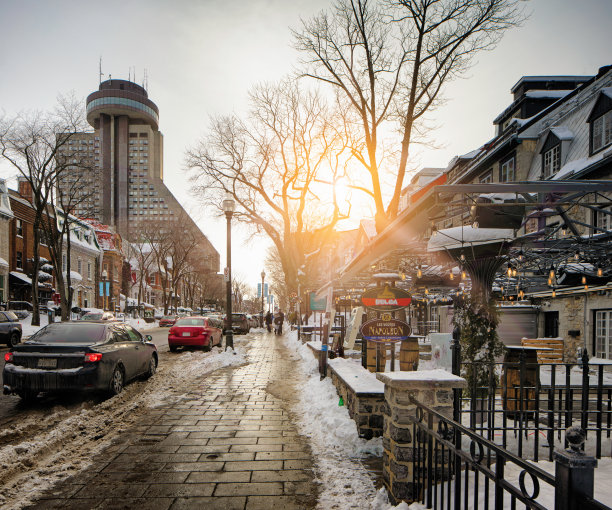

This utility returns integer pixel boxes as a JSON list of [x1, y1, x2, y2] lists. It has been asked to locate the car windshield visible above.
[[27, 323, 107, 344], [81, 313, 103, 320], [4, 311, 19, 321], [232, 314, 245, 319], [175, 318, 205, 327], [162, 315, 176, 320]]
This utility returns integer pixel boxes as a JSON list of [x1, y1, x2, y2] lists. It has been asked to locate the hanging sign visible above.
[[360, 318, 411, 343], [361, 285, 411, 311]]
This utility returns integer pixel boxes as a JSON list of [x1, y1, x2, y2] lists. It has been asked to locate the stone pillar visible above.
[[377, 369, 467, 505]]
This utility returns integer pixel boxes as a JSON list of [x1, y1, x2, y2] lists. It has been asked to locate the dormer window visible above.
[[499, 155, 515, 182], [543, 144, 560, 178], [587, 88, 612, 155], [592, 111, 612, 153]]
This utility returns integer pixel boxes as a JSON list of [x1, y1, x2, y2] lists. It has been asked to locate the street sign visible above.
[[360, 318, 411, 343], [361, 285, 411, 311], [309, 292, 327, 311], [224, 267, 229, 282]]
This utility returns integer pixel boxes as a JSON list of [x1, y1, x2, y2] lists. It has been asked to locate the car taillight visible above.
[[84, 353, 103, 363], [4, 352, 13, 363], [169, 327, 175, 335]]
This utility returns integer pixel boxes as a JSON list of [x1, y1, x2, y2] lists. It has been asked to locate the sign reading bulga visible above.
[[361, 285, 412, 311], [360, 318, 411, 343]]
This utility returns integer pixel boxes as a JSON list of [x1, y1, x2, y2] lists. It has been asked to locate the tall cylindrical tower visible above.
[[86, 79, 162, 235]]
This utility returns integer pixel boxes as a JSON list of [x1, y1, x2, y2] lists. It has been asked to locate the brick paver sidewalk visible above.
[[29, 332, 318, 509]]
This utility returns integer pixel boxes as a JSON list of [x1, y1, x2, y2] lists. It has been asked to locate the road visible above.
[[0, 326, 170, 427]]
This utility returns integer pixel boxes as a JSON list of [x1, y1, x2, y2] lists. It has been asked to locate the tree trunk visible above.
[[31, 219, 41, 327]]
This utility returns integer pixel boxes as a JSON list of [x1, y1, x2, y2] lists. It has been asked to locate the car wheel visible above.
[[203, 344, 211, 352], [8, 332, 20, 348], [169, 345, 178, 353], [18, 390, 38, 402], [144, 356, 157, 379], [109, 366, 124, 396]]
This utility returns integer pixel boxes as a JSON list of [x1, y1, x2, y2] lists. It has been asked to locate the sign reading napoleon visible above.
[[360, 285, 412, 312], [361, 318, 412, 343]]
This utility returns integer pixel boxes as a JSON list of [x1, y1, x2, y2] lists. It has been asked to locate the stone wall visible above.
[[377, 370, 466, 505], [329, 362, 386, 439]]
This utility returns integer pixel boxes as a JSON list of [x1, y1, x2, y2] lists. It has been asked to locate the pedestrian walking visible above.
[[265, 311, 273, 333], [274, 310, 285, 335]]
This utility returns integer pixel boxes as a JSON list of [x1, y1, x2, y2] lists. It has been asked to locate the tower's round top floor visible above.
[[86, 79, 159, 130]]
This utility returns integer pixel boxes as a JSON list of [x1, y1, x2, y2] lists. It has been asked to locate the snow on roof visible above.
[[510, 75, 592, 93], [0, 257, 8, 268], [428, 226, 515, 252], [63, 271, 83, 282], [10, 271, 32, 284], [524, 90, 572, 99], [550, 126, 574, 141], [459, 148, 481, 160], [552, 151, 606, 180]]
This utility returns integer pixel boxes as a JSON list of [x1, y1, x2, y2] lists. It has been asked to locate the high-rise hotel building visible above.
[[58, 79, 219, 272]]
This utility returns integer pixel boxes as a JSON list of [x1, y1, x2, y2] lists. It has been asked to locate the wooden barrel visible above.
[[502, 346, 538, 413], [366, 341, 388, 373], [399, 337, 419, 371]]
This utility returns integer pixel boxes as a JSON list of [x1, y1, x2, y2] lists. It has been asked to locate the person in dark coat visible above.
[[265, 311, 273, 333], [274, 310, 285, 335]]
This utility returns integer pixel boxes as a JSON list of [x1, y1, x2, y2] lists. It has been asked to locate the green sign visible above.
[[309, 292, 327, 311]]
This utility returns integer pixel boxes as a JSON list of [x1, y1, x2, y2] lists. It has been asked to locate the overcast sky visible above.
[[0, 0, 610, 292]]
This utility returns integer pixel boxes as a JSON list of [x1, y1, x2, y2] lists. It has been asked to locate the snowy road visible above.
[[0, 327, 250, 509]]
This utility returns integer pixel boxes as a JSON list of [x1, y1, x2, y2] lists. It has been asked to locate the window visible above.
[[543, 145, 560, 178], [500, 156, 515, 182], [479, 170, 493, 183], [592, 111, 612, 153], [594, 206, 612, 233], [87, 263, 92, 279], [16, 219, 23, 237], [16, 251, 23, 269], [544, 311, 559, 338], [595, 310, 612, 359], [77, 259, 82, 274]]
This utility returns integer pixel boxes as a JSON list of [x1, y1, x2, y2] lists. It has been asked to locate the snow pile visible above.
[[126, 317, 158, 331], [284, 330, 383, 509]]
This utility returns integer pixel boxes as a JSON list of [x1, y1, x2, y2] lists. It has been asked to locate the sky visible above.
[[0, 0, 611, 293]]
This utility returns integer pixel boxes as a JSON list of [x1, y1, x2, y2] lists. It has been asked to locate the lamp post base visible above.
[[225, 330, 234, 350]]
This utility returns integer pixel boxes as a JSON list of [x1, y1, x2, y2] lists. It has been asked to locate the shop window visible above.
[[16, 251, 23, 269], [16, 219, 23, 237]]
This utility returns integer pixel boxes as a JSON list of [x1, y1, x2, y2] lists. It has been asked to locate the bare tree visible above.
[[188, 79, 351, 297], [294, 0, 524, 232], [0, 94, 89, 324]]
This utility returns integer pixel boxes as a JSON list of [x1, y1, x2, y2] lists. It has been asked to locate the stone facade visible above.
[[0, 179, 13, 304], [377, 370, 466, 505]]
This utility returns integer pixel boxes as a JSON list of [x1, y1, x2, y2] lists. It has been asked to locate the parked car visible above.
[[3, 321, 158, 401], [0, 311, 22, 347], [80, 311, 116, 321], [247, 314, 259, 329], [168, 316, 223, 352], [223, 313, 250, 335], [7, 301, 33, 318], [159, 315, 179, 327]]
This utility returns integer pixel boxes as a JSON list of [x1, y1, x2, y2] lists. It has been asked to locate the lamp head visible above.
[[261, 270, 266, 279], [222, 194, 236, 215]]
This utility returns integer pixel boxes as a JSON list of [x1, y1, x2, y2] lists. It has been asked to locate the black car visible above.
[[0, 311, 22, 347], [3, 321, 157, 401]]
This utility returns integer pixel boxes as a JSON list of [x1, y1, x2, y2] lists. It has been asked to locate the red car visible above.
[[168, 316, 223, 352], [159, 315, 179, 327]]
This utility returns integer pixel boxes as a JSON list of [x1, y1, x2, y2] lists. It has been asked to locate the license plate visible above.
[[37, 358, 57, 368], [182, 332, 190, 337]]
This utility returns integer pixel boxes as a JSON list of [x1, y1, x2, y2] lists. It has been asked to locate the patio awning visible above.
[[10, 271, 32, 285]]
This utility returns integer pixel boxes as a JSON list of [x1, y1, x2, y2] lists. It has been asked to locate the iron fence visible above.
[[409, 396, 610, 510], [451, 337, 612, 461]]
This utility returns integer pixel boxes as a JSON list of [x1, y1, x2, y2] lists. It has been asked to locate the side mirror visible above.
[[145, 335, 152, 342]]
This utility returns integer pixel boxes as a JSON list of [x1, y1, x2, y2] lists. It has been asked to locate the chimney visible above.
[[17, 177, 34, 203]]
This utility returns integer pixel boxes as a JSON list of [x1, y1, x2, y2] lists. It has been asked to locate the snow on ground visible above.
[[284, 329, 384, 509], [0, 337, 249, 510]]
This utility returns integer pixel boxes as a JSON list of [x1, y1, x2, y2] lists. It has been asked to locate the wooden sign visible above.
[[361, 318, 411, 343], [361, 285, 411, 311]]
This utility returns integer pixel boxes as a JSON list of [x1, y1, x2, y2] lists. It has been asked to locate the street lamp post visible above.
[[101, 269, 108, 311], [260, 270, 265, 327], [223, 194, 235, 350]]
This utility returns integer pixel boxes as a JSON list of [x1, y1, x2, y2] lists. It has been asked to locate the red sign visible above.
[[361, 286, 411, 311]]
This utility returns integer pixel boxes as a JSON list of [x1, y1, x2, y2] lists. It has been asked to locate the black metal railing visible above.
[[409, 396, 610, 510], [451, 337, 612, 461]]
